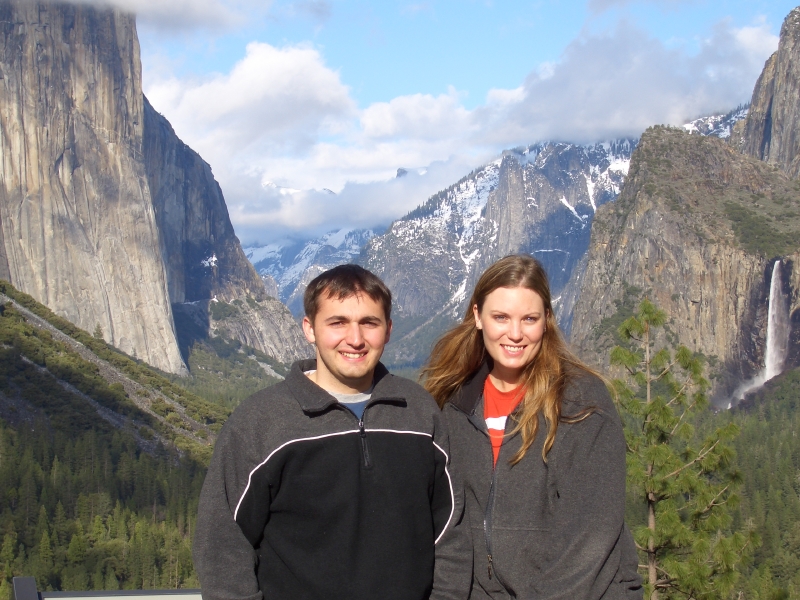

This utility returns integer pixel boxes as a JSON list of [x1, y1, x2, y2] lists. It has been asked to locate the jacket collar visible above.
[[287, 359, 402, 414], [450, 361, 491, 416]]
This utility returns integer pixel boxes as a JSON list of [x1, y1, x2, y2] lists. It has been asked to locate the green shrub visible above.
[[209, 300, 238, 321]]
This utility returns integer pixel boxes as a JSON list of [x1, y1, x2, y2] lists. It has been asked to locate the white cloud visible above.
[[146, 41, 355, 166], [485, 86, 525, 106], [146, 17, 779, 245], [360, 88, 473, 140], [472, 18, 777, 146], [733, 19, 780, 59], [229, 157, 482, 245]]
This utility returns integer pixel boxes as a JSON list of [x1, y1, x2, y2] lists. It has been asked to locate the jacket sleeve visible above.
[[193, 416, 263, 600], [533, 380, 642, 600], [430, 409, 474, 599]]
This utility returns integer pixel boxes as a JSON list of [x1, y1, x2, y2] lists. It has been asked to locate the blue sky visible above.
[[91, 0, 795, 245]]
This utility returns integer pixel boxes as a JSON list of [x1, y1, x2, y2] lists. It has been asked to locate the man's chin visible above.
[[336, 362, 380, 385]]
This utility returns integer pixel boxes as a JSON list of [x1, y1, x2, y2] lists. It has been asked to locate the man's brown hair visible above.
[[303, 264, 392, 324]]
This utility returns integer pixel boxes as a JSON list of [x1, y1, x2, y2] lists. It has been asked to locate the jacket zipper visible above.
[[336, 397, 405, 468], [338, 402, 376, 468], [358, 416, 371, 468], [484, 467, 498, 579], [462, 405, 510, 589]]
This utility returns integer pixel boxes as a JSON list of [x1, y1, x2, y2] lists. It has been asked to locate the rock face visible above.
[[735, 8, 800, 178], [360, 141, 635, 368], [0, 1, 309, 372], [0, 1, 185, 374], [172, 296, 310, 365], [143, 98, 268, 305], [143, 98, 311, 363], [570, 126, 800, 400]]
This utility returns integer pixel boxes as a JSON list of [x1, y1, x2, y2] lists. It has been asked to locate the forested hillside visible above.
[[608, 295, 800, 598], [0, 423, 202, 594], [730, 367, 800, 598], [3, 276, 800, 596], [0, 280, 289, 594]]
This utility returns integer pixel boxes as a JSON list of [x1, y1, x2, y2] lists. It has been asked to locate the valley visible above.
[[0, 0, 799, 597]]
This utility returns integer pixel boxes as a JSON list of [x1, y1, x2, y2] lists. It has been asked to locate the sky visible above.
[[74, 0, 796, 246]]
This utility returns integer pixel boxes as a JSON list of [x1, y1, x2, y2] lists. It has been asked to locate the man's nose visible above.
[[345, 323, 365, 346]]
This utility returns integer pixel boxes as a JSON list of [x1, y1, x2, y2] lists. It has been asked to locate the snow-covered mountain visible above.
[[683, 105, 749, 139], [245, 228, 381, 315], [241, 110, 747, 367], [361, 139, 636, 367]]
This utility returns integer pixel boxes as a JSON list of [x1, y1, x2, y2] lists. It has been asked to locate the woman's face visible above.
[[474, 286, 547, 386]]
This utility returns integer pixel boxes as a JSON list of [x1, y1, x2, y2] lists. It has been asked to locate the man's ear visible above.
[[302, 316, 316, 345], [385, 319, 393, 344]]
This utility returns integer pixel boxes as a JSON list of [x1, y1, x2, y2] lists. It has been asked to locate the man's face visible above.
[[302, 292, 392, 394]]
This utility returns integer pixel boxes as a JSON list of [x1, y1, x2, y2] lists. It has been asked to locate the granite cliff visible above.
[[570, 126, 800, 400], [571, 7, 800, 400], [734, 7, 800, 178], [0, 1, 308, 372], [143, 99, 309, 363], [0, 2, 185, 373]]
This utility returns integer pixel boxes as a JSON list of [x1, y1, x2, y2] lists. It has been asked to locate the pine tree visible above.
[[0, 578, 12, 600], [0, 531, 16, 579], [611, 298, 757, 599], [38, 530, 53, 568], [67, 523, 87, 565], [53, 503, 67, 547]]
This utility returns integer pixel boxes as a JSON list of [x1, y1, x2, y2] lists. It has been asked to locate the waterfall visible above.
[[733, 260, 790, 404], [764, 260, 790, 380]]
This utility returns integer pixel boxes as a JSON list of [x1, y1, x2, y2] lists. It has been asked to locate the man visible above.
[[193, 265, 458, 600]]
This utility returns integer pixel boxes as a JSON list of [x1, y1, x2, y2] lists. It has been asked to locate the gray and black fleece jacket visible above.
[[193, 360, 460, 600], [440, 363, 643, 599]]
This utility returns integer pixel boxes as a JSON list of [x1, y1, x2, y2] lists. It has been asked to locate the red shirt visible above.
[[483, 377, 524, 466]]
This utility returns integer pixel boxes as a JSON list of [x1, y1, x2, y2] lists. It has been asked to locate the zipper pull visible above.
[[487, 554, 493, 579], [359, 418, 371, 468]]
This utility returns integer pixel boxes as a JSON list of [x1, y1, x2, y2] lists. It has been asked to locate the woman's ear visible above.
[[473, 304, 482, 330]]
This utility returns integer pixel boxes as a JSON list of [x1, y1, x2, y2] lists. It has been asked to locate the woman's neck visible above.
[[488, 369, 523, 393]]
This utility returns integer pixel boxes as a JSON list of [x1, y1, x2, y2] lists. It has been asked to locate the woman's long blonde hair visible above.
[[422, 255, 594, 464]]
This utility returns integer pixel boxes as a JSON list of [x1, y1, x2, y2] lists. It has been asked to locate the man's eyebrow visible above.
[[322, 315, 383, 323], [323, 315, 350, 322], [360, 316, 383, 323]]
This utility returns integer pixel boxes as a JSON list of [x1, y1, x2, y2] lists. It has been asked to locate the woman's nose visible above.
[[508, 321, 523, 341]]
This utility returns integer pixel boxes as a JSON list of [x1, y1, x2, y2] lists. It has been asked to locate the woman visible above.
[[425, 255, 642, 599]]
